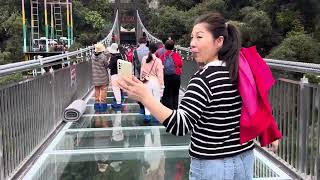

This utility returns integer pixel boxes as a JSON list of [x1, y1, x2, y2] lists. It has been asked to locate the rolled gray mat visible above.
[[63, 99, 86, 122]]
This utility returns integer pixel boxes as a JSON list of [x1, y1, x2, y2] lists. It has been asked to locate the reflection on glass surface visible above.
[[55, 126, 190, 150], [87, 96, 135, 104], [31, 149, 190, 180], [26, 149, 281, 180], [142, 127, 165, 180], [70, 114, 160, 129], [84, 103, 140, 114]]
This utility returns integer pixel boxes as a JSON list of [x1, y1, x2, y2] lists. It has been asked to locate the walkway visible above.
[[22, 89, 292, 180]]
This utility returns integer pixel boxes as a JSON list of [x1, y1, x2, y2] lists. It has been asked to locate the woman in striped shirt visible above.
[[118, 12, 254, 180]]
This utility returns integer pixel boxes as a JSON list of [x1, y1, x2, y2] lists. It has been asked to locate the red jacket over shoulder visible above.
[[238, 46, 282, 146]]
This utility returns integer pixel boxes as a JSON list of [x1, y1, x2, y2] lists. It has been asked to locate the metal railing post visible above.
[[298, 77, 310, 175], [0, 121, 4, 180], [315, 87, 320, 180]]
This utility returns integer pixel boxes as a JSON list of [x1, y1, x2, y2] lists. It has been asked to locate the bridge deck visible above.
[[22, 90, 293, 180]]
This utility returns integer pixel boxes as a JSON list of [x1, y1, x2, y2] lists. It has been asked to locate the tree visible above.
[[267, 31, 320, 64], [239, 7, 272, 55], [72, 0, 113, 47], [148, 6, 188, 41], [188, 0, 226, 20], [159, 0, 203, 11], [0, 12, 23, 64], [85, 11, 107, 30], [276, 10, 304, 35]]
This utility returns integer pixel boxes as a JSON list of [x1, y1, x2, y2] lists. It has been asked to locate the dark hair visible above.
[[165, 40, 174, 50], [146, 43, 158, 63], [194, 12, 240, 83], [156, 41, 163, 49], [138, 37, 146, 44]]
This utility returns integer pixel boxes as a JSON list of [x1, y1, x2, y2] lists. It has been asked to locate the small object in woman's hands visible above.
[[117, 59, 132, 78]]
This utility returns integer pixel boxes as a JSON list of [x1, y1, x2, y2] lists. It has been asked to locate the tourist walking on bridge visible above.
[[140, 42, 164, 123], [92, 43, 109, 112], [118, 12, 259, 180], [133, 37, 149, 114], [160, 39, 183, 110], [108, 43, 123, 109]]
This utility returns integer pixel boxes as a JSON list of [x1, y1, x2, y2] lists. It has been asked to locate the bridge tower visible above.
[[22, 0, 74, 60], [113, 0, 138, 45]]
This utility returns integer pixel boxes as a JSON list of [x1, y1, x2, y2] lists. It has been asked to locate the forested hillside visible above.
[[147, 0, 320, 62], [0, 0, 319, 65]]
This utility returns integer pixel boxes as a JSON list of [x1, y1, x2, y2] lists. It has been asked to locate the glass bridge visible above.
[[20, 89, 292, 180]]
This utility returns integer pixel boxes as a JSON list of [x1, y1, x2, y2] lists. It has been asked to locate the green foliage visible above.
[[238, 7, 272, 55], [0, 51, 11, 65], [276, 10, 304, 34], [0, 72, 23, 86], [267, 32, 320, 64], [71, 0, 113, 47], [146, 0, 320, 59], [159, 0, 203, 11], [250, 0, 279, 19], [225, 0, 251, 10], [191, 0, 226, 14], [85, 0, 113, 18], [148, 6, 188, 41], [85, 11, 106, 30], [0, 12, 23, 63], [305, 74, 320, 84], [314, 15, 320, 42], [187, 0, 226, 28], [148, 0, 226, 44]]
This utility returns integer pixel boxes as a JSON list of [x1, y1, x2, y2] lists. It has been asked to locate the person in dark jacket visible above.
[[92, 43, 109, 112], [108, 43, 124, 109]]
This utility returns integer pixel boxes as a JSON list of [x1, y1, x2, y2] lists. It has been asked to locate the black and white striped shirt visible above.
[[163, 61, 254, 159]]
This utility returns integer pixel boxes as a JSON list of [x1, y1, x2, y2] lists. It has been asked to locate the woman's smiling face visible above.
[[190, 23, 224, 64]]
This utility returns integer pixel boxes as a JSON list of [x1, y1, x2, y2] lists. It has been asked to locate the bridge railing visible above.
[[176, 46, 320, 179], [0, 61, 92, 180], [136, 10, 162, 43]]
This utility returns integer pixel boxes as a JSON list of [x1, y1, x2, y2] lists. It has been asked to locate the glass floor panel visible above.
[[87, 96, 137, 104], [23, 147, 288, 180], [69, 114, 153, 129], [55, 127, 190, 150], [84, 104, 140, 114]]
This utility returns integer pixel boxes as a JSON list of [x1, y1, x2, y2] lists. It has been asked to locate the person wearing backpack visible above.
[[160, 40, 183, 109], [155, 39, 167, 58]]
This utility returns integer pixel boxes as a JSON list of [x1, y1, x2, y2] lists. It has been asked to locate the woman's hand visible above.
[[117, 75, 173, 123], [117, 76, 152, 103], [270, 140, 279, 153]]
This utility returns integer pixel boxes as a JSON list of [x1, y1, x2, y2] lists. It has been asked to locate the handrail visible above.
[[0, 46, 94, 77], [100, 9, 119, 45]]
